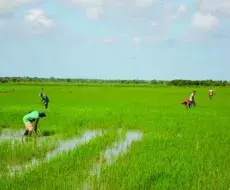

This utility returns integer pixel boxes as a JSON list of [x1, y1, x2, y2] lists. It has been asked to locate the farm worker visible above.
[[189, 91, 196, 107], [181, 99, 191, 108], [23, 111, 46, 136], [208, 89, 214, 100], [40, 93, 49, 109]]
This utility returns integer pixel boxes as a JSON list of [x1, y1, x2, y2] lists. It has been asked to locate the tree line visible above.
[[0, 77, 229, 86]]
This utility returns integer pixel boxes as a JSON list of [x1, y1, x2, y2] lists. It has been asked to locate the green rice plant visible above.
[[0, 84, 229, 189]]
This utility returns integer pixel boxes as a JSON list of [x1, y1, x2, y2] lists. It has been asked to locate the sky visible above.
[[0, 0, 230, 80]]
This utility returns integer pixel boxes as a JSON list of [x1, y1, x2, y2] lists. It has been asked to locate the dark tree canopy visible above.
[[0, 77, 229, 87]]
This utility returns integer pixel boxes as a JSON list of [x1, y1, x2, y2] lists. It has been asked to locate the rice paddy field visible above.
[[0, 84, 230, 190]]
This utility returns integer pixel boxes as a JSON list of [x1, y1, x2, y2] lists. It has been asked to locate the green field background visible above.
[[0, 85, 230, 190]]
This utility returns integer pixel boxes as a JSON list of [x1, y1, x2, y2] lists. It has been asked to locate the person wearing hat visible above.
[[23, 110, 46, 136]]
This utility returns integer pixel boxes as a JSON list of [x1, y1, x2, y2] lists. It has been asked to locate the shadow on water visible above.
[[40, 130, 55, 137], [83, 130, 143, 190], [0, 124, 11, 129], [8, 130, 104, 176]]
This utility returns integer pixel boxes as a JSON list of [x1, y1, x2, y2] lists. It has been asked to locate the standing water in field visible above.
[[8, 130, 103, 176], [45, 130, 103, 160], [0, 129, 25, 143], [0, 128, 53, 146], [102, 131, 142, 165], [83, 130, 143, 190]]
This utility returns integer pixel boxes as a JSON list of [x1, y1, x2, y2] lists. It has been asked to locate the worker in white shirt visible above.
[[189, 91, 196, 107], [208, 89, 214, 100]]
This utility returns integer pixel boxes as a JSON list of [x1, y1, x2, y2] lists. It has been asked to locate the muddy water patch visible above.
[[83, 130, 143, 190], [8, 130, 104, 176]]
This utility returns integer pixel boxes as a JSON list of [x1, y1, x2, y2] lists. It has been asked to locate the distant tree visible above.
[[66, 79, 71, 82], [50, 77, 55, 81]]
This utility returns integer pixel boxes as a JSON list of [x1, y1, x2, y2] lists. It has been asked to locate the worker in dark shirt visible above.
[[39, 93, 49, 109]]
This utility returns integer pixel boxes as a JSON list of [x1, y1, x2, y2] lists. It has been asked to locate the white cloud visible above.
[[122, 2, 189, 43], [198, 0, 230, 14], [182, 28, 205, 43], [166, 4, 187, 21], [71, 0, 103, 7], [178, 4, 187, 13], [181, 0, 228, 43], [132, 37, 141, 45], [70, 0, 159, 20], [163, 1, 173, 12], [25, 9, 54, 34], [87, 36, 116, 44], [130, 35, 168, 45], [67, 1, 189, 43], [151, 21, 157, 26], [182, 12, 219, 43], [71, 0, 157, 8], [103, 36, 116, 43], [135, 0, 157, 7], [86, 7, 103, 20], [192, 12, 218, 30], [0, 0, 39, 12]]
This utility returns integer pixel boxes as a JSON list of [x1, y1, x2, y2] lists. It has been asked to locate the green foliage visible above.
[[0, 77, 229, 86], [168, 79, 229, 86], [0, 85, 230, 189]]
